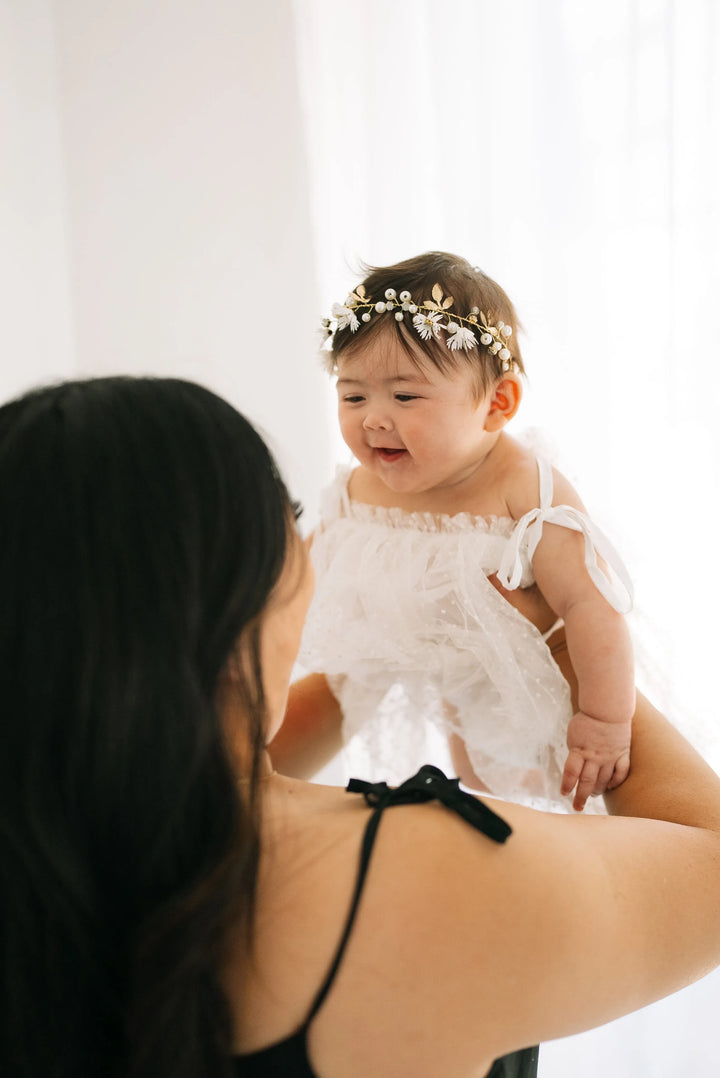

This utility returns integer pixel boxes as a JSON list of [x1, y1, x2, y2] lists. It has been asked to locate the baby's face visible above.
[[335, 331, 497, 500]]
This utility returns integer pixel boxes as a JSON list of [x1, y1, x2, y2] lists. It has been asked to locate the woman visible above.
[[2, 376, 720, 1078]]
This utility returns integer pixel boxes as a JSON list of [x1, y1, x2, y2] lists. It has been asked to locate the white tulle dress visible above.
[[299, 457, 633, 811]]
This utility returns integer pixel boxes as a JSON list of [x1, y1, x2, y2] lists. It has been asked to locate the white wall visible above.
[[2, 0, 331, 520], [0, 0, 75, 396]]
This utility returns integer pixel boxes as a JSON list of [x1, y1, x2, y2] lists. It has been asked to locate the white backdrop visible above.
[[1, 0, 332, 518], [293, 5, 720, 1073], [294, 0, 720, 763], [3, 1, 720, 1073]]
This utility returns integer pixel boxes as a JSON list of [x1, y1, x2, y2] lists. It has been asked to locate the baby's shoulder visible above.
[[317, 465, 397, 525], [498, 438, 585, 520], [345, 466, 397, 508], [345, 464, 367, 501], [494, 439, 543, 519], [316, 463, 360, 522]]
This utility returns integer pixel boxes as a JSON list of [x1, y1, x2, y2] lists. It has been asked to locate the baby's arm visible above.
[[553, 582, 634, 811], [269, 673, 343, 779], [513, 467, 635, 812], [268, 527, 346, 778]]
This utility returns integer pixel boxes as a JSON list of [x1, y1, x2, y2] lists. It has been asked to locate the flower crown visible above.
[[322, 283, 515, 370]]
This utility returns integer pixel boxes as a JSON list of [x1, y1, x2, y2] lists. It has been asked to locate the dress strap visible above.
[[337, 465, 353, 516], [302, 766, 511, 1025], [496, 458, 634, 614], [537, 455, 554, 510], [319, 465, 353, 526], [347, 765, 513, 842]]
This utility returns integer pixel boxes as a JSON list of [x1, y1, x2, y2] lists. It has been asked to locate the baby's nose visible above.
[[362, 408, 393, 431]]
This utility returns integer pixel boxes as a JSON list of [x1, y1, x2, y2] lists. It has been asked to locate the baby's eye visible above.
[[342, 394, 365, 404], [395, 393, 419, 402]]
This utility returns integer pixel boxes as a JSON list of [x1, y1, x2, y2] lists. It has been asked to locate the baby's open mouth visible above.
[[376, 448, 406, 461]]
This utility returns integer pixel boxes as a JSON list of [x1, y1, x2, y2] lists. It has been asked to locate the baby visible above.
[[298, 251, 634, 811]]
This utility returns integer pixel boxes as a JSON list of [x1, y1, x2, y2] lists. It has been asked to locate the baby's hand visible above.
[[561, 711, 631, 812]]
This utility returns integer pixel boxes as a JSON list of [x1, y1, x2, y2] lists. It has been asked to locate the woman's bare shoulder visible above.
[[232, 768, 720, 1074], [497, 437, 587, 520], [306, 797, 510, 1075], [310, 790, 720, 1073]]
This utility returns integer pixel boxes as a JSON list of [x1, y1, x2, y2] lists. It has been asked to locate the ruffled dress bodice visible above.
[[299, 460, 632, 811]]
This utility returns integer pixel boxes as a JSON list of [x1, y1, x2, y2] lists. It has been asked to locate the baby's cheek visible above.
[[338, 417, 360, 447]]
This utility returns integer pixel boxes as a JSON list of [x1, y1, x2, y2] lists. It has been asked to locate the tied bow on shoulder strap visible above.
[[305, 766, 514, 1038], [347, 764, 512, 844], [496, 458, 634, 615]]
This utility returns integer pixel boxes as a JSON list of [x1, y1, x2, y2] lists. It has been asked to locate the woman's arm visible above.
[[335, 692, 720, 1075], [268, 673, 343, 779], [479, 695, 720, 1049], [604, 692, 720, 829]]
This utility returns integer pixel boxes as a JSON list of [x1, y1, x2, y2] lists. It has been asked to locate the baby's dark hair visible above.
[[326, 251, 525, 397]]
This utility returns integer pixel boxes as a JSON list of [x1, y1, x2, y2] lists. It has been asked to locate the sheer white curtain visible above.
[[293, 0, 720, 747], [292, 1, 720, 1073]]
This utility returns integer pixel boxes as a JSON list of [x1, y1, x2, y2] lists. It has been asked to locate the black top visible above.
[[235, 765, 538, 1078]]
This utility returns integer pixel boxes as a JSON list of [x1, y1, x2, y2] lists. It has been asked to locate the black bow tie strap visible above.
[[347, 764, 512, 844], [308, 765, 515, 1030]]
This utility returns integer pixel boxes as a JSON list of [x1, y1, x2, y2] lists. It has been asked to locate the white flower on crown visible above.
[[331, 302, 359, 333], [446, 325, 477, 352], [412, 310, 443, 340], [322, 283, 517, 371]]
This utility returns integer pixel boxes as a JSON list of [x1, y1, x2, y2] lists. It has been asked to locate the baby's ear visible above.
[[485, 374, 522, 430]]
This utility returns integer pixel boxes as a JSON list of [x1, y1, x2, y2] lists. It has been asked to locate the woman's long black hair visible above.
[[0, 377, 295, 1077]]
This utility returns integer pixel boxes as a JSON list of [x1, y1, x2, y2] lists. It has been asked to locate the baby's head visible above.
[[322, 251, 525, 401]]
